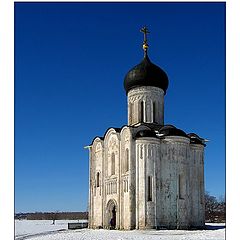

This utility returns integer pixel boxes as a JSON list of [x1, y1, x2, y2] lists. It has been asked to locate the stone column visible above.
[[88, 147, 92, 228]]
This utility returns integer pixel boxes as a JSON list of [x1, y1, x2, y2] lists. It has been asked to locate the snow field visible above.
[[15, 220, 225, 240], [15, 220, 87, 239]]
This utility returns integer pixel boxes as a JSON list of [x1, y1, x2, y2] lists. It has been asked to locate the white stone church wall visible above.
[[135, 138, 159, 229], [128, 131, 136, 229], [103, 129, 120, 228], [90, 139, 104, 228], [145, 140, 160, 228], [175, 139, 191, 229], [159, 138, 177, 228], [135, 140, 146, 229], [159, 136, 191, 229], [120, 127, 131, 229], [190, 144, 205, 227], [89, 133, 205, 230]]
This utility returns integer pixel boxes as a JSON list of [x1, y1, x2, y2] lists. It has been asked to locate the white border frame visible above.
[[1, 0, 238, 239]]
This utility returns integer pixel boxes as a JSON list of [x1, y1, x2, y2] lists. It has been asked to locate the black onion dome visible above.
[[124, 55, 169, 94], [135, 129, 156, 138]]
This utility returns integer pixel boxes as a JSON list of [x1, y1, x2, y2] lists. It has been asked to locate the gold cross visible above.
[[140, 26, 150, 55], [140, 26, 150, 44]]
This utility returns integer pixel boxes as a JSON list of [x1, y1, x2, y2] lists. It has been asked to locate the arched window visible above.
[[96, 172, 100, 187], [140, 101, 144, 122], [152, 102, 156, 123], [125, 148, 129, 172], [111, 152, 115, 175]]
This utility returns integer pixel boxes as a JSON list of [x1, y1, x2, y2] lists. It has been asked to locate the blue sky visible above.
[[15, 2, 225, 213]]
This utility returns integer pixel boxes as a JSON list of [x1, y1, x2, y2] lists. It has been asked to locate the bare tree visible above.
[[205, 191, 225, 223]]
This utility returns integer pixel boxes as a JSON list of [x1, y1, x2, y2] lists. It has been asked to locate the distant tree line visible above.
[[15, 211, 88, 220], [205, 192, 225, 223], [15, 192, 225, 223]]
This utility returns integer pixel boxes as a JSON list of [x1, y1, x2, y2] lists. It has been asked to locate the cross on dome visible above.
[[140, 26, 150, 56]]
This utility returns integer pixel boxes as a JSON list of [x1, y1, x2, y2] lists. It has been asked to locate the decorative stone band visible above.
[[105, 178, 117, 195]]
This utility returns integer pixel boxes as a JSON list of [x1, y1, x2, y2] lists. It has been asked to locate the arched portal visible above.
[[106, 199, 117, 229]]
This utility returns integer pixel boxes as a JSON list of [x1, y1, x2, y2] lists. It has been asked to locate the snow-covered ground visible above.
[[15, 220, 225, 240], [15, 220, 87, 239]]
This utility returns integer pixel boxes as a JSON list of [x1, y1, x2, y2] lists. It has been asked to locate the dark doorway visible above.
[[110, 205, 116, 229], [107, 199, 117, 229], [112, 206, 116, 229]]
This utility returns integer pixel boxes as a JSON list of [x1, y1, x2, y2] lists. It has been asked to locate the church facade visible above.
[[87, 28, 206, 230]]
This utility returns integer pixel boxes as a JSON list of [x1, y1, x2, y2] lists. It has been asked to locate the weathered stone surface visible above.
[[87, 86, 205, 230]]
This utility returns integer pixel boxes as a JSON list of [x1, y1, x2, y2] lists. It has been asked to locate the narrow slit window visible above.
[[129, 103, 133, 124], [96, 172, 100, 187], [111, 152, 115, 175], [153, 102, 156, 123], [148, 176, 152, 201], [140, 145, 143, 159], [125, 148, 129, 172], [140, 101, 144, 122], [179, 174, 185, 199]]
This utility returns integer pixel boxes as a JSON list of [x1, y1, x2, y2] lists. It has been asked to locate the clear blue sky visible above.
[[15, 2, 225, 213]]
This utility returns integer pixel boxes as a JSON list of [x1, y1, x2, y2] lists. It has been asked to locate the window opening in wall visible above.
[[129, 102, 133, 124], [179, 174, 185, 199], [111, 152, 115, 175], [96, 172, 100, 187], [140, 101, 144, 122], [153, 102, 156, 123], [125, 148, 129, 172], [148, 176, 152, 201], [123, 179, 129, 193], [140, 145, 143, 159]]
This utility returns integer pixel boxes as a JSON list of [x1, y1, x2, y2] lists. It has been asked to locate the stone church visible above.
[[86, 27, 206, 230]]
